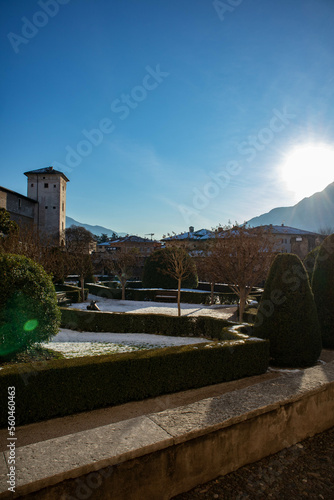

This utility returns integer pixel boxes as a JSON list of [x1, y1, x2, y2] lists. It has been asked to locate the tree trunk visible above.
[[210, 281, 215, 305], [80, 275, 85, 302], [122, 282, 126, 300], [238, 288, 246, 323], [177, 278, 181, 317]]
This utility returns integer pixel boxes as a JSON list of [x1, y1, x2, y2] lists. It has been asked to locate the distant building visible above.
[[0, 186, 37, 230], [261, 224, 324, 259], [162, 224, 324, 261], [107, 235, 161, 255], [94, 235, 161, 278], [161, 227, 214, 253], [0, 166, 69, 245]]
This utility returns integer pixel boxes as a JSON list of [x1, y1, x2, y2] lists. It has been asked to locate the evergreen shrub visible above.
[[121, 288, 237, 305], [0, 254, 61, 359], [303, 246, 321, 283], [60, 308, 232, 340], [0, 336, 269, 427], [312, 234, 334, 348], [253, 253, 322, 367], [55, 284, 88, 303], [86, 283, 122, 299]]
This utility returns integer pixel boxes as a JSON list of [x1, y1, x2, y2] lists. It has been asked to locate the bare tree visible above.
[[318, 226, 334, 236], [160, 245, 197, 316], [195, 249, 219, 305], [210, 225, 276, 322], [0, 220, 71, 284], [65, 226, 96, 301], [103, 250, 139, 300]]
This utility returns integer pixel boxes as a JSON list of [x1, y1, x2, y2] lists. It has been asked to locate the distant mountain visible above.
[[247, 183, 334, 233], [66, 216, 126, 237]]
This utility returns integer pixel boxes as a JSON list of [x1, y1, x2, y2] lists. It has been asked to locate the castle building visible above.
[[0, 167, 69, 245]]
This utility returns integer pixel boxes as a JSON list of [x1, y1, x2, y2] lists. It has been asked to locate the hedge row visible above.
[[197, 282, 235, 293], [60, 308, 233, 340], [55, 284, 89, 303], [86, 283, 122, 299], [125, 288, 239, 305], [0, 337, 269, 427], [87, 283, 238, 304]]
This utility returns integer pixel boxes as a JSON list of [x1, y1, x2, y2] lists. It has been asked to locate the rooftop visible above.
[[24, 166, 70, 182]]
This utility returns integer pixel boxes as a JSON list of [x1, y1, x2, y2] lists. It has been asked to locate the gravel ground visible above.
[[173, 427, 334, 499]]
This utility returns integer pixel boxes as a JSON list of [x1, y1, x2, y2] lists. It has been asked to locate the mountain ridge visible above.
[[247, 182, 334, 233], [66, 216, 127, 237]]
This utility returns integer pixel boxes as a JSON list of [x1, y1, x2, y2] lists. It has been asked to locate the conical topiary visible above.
[[303, 246, 321, 284], [253, 253, 322, 367], [312, 233, 334, 348]]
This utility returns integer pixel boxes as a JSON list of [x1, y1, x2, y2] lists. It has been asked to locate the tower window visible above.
[[44, 183, 49, 188], [53, 206, 56, 209], [62, 203, 64, 212], [31, 183, 34, 187], [54, 184, 56, 188], [45, 206, 48, 209], [18, 199, 22, 208]]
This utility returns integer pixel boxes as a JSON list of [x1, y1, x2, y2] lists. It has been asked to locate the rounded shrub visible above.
[[253, 253, 322, 367], [142, 248, 198, 289], [0, 254, 61, 359], [312, 234, 334, 348]]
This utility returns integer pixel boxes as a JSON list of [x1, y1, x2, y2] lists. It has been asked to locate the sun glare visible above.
[[280, 144, 334, 200]]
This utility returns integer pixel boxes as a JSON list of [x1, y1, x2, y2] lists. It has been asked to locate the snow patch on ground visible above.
[[69, 294, 237, 318], [47, 294, 229, 358], [44, 329, 208, 358]]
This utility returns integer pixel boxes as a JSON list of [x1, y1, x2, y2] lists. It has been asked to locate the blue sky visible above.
[[1, 0, 334, 238]]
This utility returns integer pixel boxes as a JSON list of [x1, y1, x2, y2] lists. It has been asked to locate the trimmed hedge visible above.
[[88, 283, 238, 304], [0, 254, 61, 359], [312, 234, 334, 348], [60, 308, 232, 340], [125, 281, 143, 289], [55, 284, 89, 303], [86, 283, 122, 299], [0, 336, 269, 427], [254, 253, 322, 367], [197, 282, 235, 293], [124, 288, 238, 305]]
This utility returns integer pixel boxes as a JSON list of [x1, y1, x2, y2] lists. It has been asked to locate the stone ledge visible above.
[[0, 416, 173, 498], [1, 361, 334, 499], [149, 362, 334, 443]]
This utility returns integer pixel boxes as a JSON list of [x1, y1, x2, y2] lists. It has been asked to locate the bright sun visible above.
[[280, 144, 334, 199]]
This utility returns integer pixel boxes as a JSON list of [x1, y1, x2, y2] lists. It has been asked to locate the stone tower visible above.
[[24, 166, 69, 245]]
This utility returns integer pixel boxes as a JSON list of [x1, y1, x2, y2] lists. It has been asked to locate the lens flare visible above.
[[24, 319, 39, 332]]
